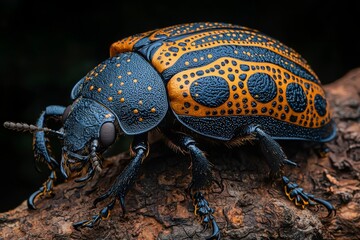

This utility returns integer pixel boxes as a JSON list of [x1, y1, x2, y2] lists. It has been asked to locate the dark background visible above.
[[1, 1, 359, 212]]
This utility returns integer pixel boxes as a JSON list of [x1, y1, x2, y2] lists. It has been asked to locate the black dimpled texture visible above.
[[286, 83, 307, 112], [247, 73, 277, 103], [190, 76, 230, 107], [314, 94, 327, 116]]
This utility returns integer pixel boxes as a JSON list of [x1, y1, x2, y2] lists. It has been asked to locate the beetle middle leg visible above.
[[246, 125, 336, 217], [73, 134, 149, 230], [164, 131, 220, 240]]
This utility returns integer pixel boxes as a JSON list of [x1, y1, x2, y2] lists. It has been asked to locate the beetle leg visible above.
[[164, 131, 213, 192], [73, 199, 116, 229], [247, 125, 336, 217], [74, 165, 95, 183], [26, 106, 67, 209], [73, 134, 148, 230], [33, 105, 66, 169], [315, 143, 331, 158], [245, 125, 294, 177], [164, 131, 220, 240], [191, 192, 221, 240], [28, 170, 57, 209], [283, 176, 336, 217]]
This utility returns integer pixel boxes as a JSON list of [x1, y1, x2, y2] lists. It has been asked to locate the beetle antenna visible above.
[[3, 121, 64, 137], [89, 139, 102, 173]]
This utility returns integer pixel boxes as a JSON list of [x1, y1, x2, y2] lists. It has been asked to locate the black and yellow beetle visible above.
[[4, 22, 336, 239]]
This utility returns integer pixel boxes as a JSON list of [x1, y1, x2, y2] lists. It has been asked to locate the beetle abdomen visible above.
[[110, 22, 336, 142]]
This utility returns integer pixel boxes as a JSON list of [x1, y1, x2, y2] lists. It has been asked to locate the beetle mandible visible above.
[[4, 22, 336, 239]]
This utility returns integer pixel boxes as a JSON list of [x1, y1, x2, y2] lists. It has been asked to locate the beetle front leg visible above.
[[28, 105, 66, 209], [27, 170, 56, 209], [248, 125, 336, 217], [33, 105, 66, 168], [73, 134, 149, 230], [164, 131, 220, 240]]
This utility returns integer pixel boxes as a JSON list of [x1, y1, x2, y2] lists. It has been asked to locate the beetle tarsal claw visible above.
[[192, 192, 221, 240], [284, 159, 299, 167], [73, 199, 116, 230], [282, 176, 336, 217], [27, 171, 57, 209]]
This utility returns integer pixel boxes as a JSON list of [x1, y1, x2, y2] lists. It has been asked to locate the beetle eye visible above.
[[100, 122, 116, 147], [62, 105, 72, 123]]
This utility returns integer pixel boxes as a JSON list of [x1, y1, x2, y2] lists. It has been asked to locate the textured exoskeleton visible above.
[[4, 22, 337, 240]]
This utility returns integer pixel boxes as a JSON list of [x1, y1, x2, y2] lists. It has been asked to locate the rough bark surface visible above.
[[1, 69, 359, 240]]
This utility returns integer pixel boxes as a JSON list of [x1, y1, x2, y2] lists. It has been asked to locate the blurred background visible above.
[[1, 0, 359, 212]]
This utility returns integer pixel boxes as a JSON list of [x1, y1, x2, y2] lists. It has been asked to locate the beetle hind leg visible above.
[[247, 125, 336, 217], [282, 176, 336, 217]]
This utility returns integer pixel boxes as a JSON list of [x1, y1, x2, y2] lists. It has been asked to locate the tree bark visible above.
[[1, 69, 359, 240]]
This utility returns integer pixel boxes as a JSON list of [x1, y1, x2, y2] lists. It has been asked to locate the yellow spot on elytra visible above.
[[185, 61, 190, 66], [139, 117, 143, 122], [118, 75, 122, 79], [200, 56, 204, 60], [108, 97, 113, 101], [133, 79, 138, 83], [109, 83, 113, 87], [97, 88, 102, 92], [117, 90, 122, 94], [138, 100, 143, 105], [116, 63, 120, 67], [194, 82, 198, 86], [99, 65, 106, 72], [207, 54, 213, 59], [147, 86, 152, 91], [89, 86, 94, 90], [151, 108, 156, 113], [133, 109, 139, 114], [105, 114, 112, 118], [193, 58, 198, 62], [126, 58, 131, 62], [120, 82, 124, 86], [234, 50, 238, 54], [195, 93, 199, 97], [120, 98, 125, 103], [127, 71, 132, 75]]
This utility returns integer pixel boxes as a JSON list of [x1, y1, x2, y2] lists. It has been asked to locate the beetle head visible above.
[[60, 97, 119, 178]]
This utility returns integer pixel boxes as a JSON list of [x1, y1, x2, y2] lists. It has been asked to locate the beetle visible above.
[[4, 22, 336, 240]]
